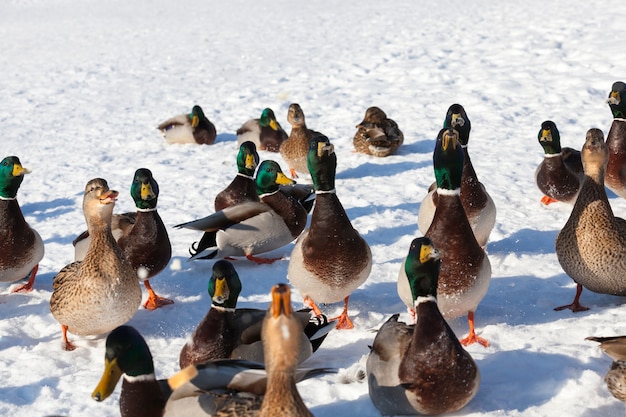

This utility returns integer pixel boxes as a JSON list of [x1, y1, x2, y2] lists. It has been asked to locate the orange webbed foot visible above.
[[11, 264, 38, 293], [143, 281, 174, 310], [540, 195, 559, 205]]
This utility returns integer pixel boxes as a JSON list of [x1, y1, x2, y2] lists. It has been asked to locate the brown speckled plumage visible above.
[[353, 106, 404, 157], [280, 103, 320, 177], [556, 129, 626, 308], [587, 336, 626, 404], [50, 179, 141, 346]]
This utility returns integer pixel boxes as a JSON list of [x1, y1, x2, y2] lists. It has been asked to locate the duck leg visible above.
[[540, 195, 559, 205], [289, 168, 299, 179], [330, 296, 355, 330], [554, 284, 589, 312], [303, 296, 324, 317], [11, 264, 38, 293], [61, 325, 77, 351], [143, 280, 174, 310], [460, 311, 489, 347]]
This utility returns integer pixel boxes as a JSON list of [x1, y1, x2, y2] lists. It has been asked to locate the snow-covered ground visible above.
[[1, 0, 625, 415]]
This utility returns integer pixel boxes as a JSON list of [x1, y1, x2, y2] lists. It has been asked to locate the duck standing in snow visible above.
[[288, 135, 372, 329], [236, 108, 288, 152], [353, 106, 404, 157], [280, 103, 320, 178], [534, 120, 583, 205], [51, 178, 141, 350], [418, 104, 496, 247], [0, 156, 44, 293], [555, 128, 626, 312], [157, 105, 217, 145], [400, 128, 491, 346], [368, 237, 480, 416], [605, 81, 626, 199]]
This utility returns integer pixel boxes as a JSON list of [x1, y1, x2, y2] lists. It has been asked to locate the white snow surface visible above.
[[1, 0, 625, 416]]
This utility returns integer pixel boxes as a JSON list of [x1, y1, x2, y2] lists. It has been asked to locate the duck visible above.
[[535, 120, 583, 204], [605, 81, 626, 199], [176, 160, 308, 264], [352, 106, 404, 157], [179, 259, 333, 369], [214, 141, 261, 212], [50, 178, 142, 350], [236, 108, 288, 152], [73, 169, 173, 310], [418, 103, 496, 247], [555, 128, 626, 312], [280, 103, 321, 178], [367, 237, 480, 416], [400, 128, 491, 346], [0, 156, 44, 293], [157, 105, 217, 145], [586, 335, 626, 405], [93, 285, 325, 416], [288, 136, 372, 330]]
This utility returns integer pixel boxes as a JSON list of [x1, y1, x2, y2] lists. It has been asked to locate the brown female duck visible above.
[[280, 103, 321, 178], [353, 106, 404, 157]]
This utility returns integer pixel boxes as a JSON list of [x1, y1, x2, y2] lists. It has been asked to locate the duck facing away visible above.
[[177, 160, 308, 264], [214, 141, 261, 212], [0, 156, 44, 293], [50, 178, 141, 350], [157, 105, 217, 145], [605, 81, 626, 199], [555, 128, 626, 312], [353, 106, 404, 157], [368, 237, 480, 416], [401, 128, 491, 346], [418, 103, 496, 247], [535, 120, 583, 205], [587, 335, 626, 406], [93, 284, 324, 417], [73, 169, 173, 310], [288, 136, 372, 329], [280, 103, 320, 178], [237, 108, 288, 152], [179, 260, 333, 369]]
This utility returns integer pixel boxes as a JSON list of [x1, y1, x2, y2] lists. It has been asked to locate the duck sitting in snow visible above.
[[605, 81, 626, 199], [400, 128, 491, 346], [214, 141, 260, 212], [288, 135, 372, 329], [353, 106, 404, 157], [93, 285, 325, 417], [535, 120, 583, 205], [179, 259, 333, 369], [586, 335, 626, 406], [73, 168, 173, 310], [418, 103, 496, 247], [280, 103, 321, 178], [555, 128, 626, 312], [0, 156, 44, 293], [157, 105, 217, 145], [176, 160, 308, 264], [236, 108, 288, 152], [50, 178, 142, 350], [368, 237, 480, 416]]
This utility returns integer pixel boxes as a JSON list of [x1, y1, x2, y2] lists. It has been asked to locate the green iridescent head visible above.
[[255, 160, 294, 195], [237, 141, 260, 177], [405, 237, 441, 301], [433, 128, 464, 190], [608, 82, 626, 119], [307, 135, 336, 192], [208, 260, 242, 309], [537, 120, 562, 155], [443, 103, 471, 146], [129, 168, 159, 210], [0, 156, 30, 199], [190, 105, 206, 128], [259, 108, 279, 131]]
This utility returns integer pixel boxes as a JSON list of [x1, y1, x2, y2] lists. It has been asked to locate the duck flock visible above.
[[2, 0, 625, 416]]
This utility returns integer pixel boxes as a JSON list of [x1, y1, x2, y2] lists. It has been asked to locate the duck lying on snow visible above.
[[157, 105, 217, 145]]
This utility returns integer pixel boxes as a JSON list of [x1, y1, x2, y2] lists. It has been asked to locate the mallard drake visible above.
[[50, 178, 142, 350], [288, 136, 372, 330], [214, 141, 261, 212], [605, 81, 626, 199], [179, 260, 333, 368], [176, 160, 308, 264], [280, 103, 320, 178], [352, 106, 404, 157], [368, 237, 480, 416], [400, 128, 491, 346], [93, 285, 325, 416], [555, 128, 626, 312], [586, 335, 626, 405], [73, 169, 173, 310], [157, 105, 217, 145], [0, 156, 44, 293], [236, 108, 288, 153], [418, 103, 496, 247], [535, 120, 583, 205]]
